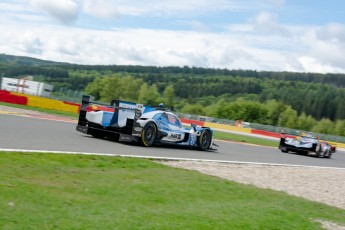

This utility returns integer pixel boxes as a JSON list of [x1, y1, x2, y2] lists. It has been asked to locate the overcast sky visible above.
[[0, 0, 344, 73]]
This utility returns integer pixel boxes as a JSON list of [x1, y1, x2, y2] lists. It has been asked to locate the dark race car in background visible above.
[[279, 134, 336, 158], [76, 95, 215, 151]]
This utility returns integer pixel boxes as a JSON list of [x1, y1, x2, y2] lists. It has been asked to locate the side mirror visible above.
[[191, 123, 197, 132]]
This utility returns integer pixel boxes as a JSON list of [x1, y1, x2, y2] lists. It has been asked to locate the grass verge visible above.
[[1, 152, 344, 229], [214, 131, 279, 147]]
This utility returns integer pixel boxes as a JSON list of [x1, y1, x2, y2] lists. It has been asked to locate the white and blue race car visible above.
[[76, 95, 215, 150]]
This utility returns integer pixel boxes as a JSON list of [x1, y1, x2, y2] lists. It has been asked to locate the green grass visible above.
[[1, 152, 344, 229], [0, 102, 79, 119], [214, 131, 279, 147]]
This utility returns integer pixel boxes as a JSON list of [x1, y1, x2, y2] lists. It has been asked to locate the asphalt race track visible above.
[[0, 114, 344, 168]]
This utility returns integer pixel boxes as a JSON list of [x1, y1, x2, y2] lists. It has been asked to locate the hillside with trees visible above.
[[1, 54, 345, 136]]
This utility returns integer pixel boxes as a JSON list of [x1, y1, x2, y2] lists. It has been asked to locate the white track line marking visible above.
[[1, 148, 344, 170]]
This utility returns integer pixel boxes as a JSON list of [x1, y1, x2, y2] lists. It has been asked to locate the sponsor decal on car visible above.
[[134, 127, 143, 132], [169, 133, 182, 140]]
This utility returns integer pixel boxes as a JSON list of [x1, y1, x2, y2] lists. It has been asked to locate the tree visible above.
[[181, 103, 205, 115], [311, 118, 334, 134], [217, 100, 268, 123], [84, 74, 144, 102], [296, 112, 316, 131], [214, 98, 227, 118], [163, 84, 175, 108], [102, 76, 122, 101], [138, 83, 150, 104], [138, 83, 160, 105], [334, 120, 345, 136], [265, 100, 287, 126], [335, 92, 345, 120], [84, 77, 107, 100], [278, 106, 298, 128], [147, 84, 161, 106], [120, 75, 144, 101]]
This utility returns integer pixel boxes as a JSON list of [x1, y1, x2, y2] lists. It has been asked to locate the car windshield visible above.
[[167, 114, 181, 127]]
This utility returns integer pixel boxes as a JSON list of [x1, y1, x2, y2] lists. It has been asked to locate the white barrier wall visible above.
[[1, 77, 53, 97]]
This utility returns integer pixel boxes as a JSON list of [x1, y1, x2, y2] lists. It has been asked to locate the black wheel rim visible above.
[[201, 131, 211, 149], [145, 126, 154, 141], [144, 124, 156, 145]]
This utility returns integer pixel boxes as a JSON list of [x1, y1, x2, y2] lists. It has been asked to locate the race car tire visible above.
[[279, 145, 289, 153], [140, 122, 157, 147], [198, 129, 212, 150], [315, 144, 322, 158], [315, 143, 321, 152], [323, 149, 332, 159]]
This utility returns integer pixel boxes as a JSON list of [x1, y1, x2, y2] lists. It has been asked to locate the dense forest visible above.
[[1, 54, 345, 136]]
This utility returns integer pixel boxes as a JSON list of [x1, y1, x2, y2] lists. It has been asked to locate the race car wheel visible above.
[[323, 149, 332, 158], [140, 122, 157, 147], [315, 144, 322, 158], [315, 144, 321, 152], [198, 129, 212, 150], [279, 145, 288, 153]]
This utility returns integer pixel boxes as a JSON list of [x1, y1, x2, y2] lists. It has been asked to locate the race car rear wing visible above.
[[78, 95, 156, 128]]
